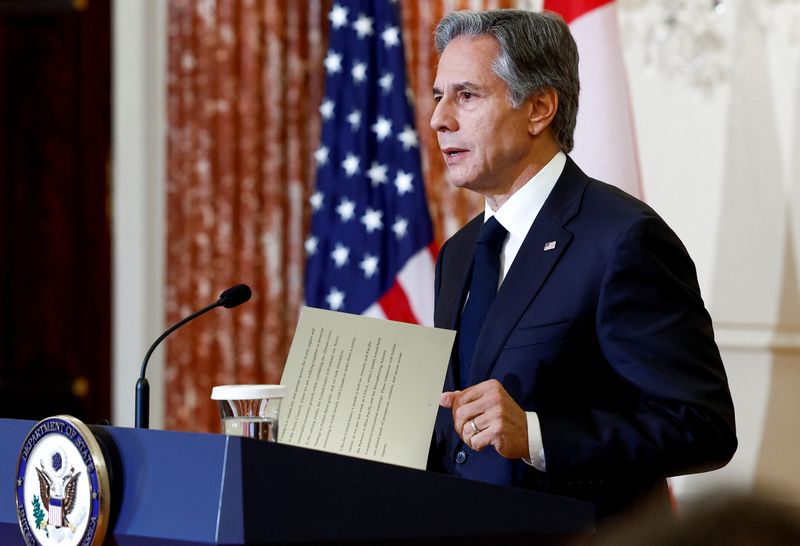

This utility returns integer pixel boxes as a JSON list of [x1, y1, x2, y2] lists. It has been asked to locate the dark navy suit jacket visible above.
[[428, 157, 737, 519]]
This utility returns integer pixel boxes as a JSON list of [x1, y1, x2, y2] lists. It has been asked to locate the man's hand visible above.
[[440, 379, 529, 459]]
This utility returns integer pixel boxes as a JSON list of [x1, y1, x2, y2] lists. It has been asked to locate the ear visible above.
[[526, 88, 558, 137]]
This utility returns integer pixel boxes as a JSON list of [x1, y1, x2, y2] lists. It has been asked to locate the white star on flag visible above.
[[323, 51, 343, 74], [360, 254, 379, 278], [309, 191, 324, 211], [361, 208, 384, 233], [330, 243, 350, 267], [305, 0, 435, 324], [319, 99, 334, 120], [347, 110, 361, 130], [336, 198, 356, 221], [353, 14, 374, 38], [326, 287, 345, 311], [351, 61, 367, 83], [397, 125, 418, 150], [392, 217, 408, 239], [378, 72, 394, 93], [381, 26, 400, 47], [341, 153, 360, 176], [314, 145, 329, 165], [371, 116, 392, 141], [366, 161, 388, 186], [304, 236, 319, 255], [394, 170, 414, 195], [328, 4, 349, 29]]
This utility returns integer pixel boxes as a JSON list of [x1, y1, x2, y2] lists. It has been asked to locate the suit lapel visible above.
[[436, 214, 482, 331], [435, 215, 482, 391], [467, 157, 588, 385]]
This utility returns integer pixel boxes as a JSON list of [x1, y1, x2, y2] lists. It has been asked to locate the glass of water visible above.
[[211, 384, 287, 441]]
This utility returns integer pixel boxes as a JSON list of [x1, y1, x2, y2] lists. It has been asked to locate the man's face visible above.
[[431, 35, 535, 197]]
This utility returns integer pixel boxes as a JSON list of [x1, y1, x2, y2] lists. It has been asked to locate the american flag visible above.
[[304, 0, 435, 325]]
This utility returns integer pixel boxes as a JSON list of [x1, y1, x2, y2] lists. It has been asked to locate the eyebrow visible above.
[[432, 81, 482, 96]]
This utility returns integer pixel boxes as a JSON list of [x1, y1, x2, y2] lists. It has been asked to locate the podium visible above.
[[1, 418, 593, 544]]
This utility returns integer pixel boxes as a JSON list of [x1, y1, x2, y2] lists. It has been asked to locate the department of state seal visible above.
[[15, 415, 110, 546]]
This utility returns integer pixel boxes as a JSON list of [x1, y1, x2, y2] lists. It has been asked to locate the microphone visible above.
[[135, 283, 252, 429], [218, 283, 252, 308]]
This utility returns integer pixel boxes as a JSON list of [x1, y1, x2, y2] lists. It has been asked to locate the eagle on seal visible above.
[[36, 465, 80, 529]]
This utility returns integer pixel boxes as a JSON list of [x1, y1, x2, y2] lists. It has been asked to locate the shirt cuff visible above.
[[522, 411, 546, 471]]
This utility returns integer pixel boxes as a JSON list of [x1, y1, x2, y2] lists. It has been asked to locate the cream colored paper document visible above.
[[279, 306, 455, 470]]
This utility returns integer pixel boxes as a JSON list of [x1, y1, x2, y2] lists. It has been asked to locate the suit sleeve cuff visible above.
[[522, 411, 546, 471]]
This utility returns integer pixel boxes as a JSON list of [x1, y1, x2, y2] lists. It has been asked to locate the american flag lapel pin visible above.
[[543, 241, 557, 251]]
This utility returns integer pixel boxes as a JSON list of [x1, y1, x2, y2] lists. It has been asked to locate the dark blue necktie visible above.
[[458, 216, 508, 388]]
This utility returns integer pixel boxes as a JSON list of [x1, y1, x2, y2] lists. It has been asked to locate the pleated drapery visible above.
[[166, 0, 513, 433]]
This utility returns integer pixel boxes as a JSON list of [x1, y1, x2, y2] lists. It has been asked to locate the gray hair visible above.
[[434, 9, 580, 153]]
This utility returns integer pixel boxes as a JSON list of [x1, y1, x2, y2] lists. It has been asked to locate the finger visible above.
[[452, 396, 493, 434], [460, 415, 487, 448], [462, 423, 478, 450], [469, 416, 485, 434], [453, 382, 491, 406], [468, 427, 490, 452], [461, 417, 478, 439], [451, 381, 504, 423], [460, 420, 473, 445], [440, 391, 457, 408]]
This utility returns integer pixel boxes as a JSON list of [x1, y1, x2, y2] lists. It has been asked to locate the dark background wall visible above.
[[0, 0, 111, 423]]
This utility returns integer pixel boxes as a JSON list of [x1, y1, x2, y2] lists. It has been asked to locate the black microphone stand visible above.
[[135, 301, 221, 429], [135, 284, 251, 429]]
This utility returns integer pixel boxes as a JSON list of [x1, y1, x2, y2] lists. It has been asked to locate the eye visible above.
[[460, 92, 473, 101], [433, 95, 442, 104]]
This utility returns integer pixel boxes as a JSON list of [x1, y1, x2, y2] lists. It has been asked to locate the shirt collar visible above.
[[484, 151, 567, 240]]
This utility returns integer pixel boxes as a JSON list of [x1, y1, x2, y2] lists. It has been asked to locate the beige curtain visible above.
[[166, 0, 513, 433]]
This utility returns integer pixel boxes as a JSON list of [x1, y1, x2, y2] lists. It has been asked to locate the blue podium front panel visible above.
[[99, 425, 239, 544], [2, 419, 238, 545], [1, 418, 592, 545]]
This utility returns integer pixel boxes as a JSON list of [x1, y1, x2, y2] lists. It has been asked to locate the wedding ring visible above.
[[469, 419, 480, 434]]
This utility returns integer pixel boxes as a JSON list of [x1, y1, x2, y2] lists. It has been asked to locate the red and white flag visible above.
[[543, 0, 643, 199]]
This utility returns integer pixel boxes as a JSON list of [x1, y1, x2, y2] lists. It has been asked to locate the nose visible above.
[[430, 97, 457, 133]]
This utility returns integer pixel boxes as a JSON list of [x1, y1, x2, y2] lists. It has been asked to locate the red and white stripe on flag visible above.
[[543, 0, 643, 199], [363, 243, 438, 326], [49, 499, 62, 527]]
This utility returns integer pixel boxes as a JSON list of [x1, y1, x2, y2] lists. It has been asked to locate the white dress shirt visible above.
[[482, 151, 566, 471]]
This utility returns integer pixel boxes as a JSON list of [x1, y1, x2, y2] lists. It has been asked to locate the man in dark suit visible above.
[[427, 9, 736, 520]]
